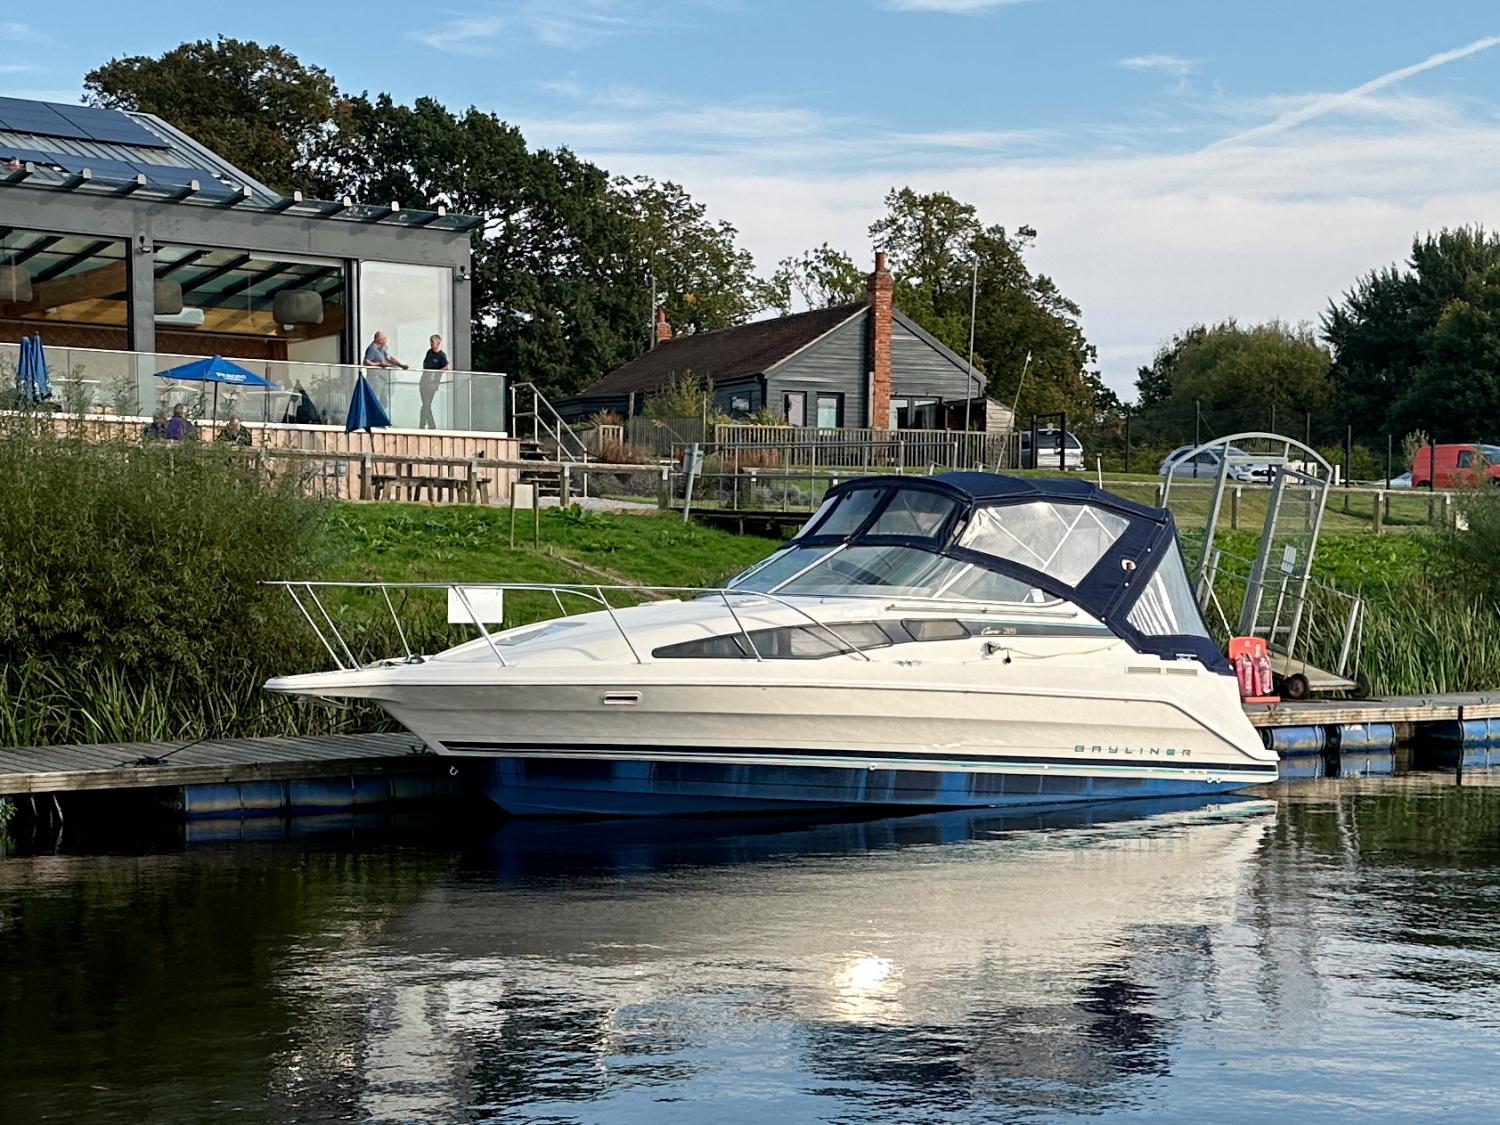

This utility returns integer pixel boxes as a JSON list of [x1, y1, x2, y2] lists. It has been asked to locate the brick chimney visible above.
[[653, 305, 673, 348], [868, 251, 893, 430]]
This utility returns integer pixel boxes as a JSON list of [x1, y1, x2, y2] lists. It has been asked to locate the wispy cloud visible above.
[[0, 21, 47, 42], [520, 80, 1049, 169], [1120, 53, 1200, 92], [414, 1, 643, 55], [1210, 34, 1500, 149], [882, 0, 1035, 13]]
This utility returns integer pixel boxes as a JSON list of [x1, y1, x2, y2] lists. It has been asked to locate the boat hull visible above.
[[268, 659, 1279, 818], [476, 756, 1268, 816]]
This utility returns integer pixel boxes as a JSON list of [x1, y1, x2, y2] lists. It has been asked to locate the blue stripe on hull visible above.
[[482, 757, 1265, 817]]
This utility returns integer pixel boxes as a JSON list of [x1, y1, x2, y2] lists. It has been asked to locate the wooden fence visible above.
[[618, 416, 1015, 468]]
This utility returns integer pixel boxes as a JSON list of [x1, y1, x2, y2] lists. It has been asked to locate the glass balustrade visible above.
[[0, 340, 508, 434]]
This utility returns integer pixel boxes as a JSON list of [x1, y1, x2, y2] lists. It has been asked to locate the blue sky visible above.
[[7, 2, 1500, 395]]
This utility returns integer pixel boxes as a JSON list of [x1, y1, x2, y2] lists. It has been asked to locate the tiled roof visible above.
[[578, 302, 868, 398]]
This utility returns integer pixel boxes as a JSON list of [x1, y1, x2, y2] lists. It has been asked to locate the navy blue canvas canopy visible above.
[[796, 472, 1226, 672]]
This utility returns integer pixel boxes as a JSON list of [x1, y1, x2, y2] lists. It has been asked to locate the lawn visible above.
[[309, 504, 785, 664]]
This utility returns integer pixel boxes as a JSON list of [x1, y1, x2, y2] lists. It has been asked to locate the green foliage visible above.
[[765, 243, 867, 313], [84, 37, 337, 195], [615, 176, 766, 336], [1132, 320, 1333, 444], [1402, 429, 1432, 469], [643, 372, 726, 422], [0, 418, 335, 745], [1324, 225, 1500, 443]]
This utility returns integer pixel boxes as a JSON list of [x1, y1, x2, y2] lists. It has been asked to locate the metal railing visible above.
[[267, 579, 964, 670], [267, 578, 1079, 672], [511, 382, 587, 461], [0, 341, 508, 434], [614, 416, 1015, 468]]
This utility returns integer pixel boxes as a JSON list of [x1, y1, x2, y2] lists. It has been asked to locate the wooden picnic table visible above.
[[371, 463, 490, 504]]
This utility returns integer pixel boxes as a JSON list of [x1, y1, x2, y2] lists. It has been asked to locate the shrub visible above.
[[643, 372, 730, 424], [0, 416, 332, 745]]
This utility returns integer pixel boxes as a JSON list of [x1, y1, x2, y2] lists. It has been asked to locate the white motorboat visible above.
[[265, 473, 1278, 815]]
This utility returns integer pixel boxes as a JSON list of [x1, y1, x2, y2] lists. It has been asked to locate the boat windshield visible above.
[[728, 544, 1047, 603]]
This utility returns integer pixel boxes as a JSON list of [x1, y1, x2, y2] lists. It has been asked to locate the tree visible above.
[[84, 37, 338, 195], [1325, 226, 1500, 442], [866, 188, 1106, 428], [1133, 320, 1333, 443], [765, 244, 867, 313], [614, 176, 764, 340], [1135, 325, 1208, 414]]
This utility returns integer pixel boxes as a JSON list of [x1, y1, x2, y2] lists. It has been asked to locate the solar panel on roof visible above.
[[0, 145, 63, 165], [0, 97, 168, 150]]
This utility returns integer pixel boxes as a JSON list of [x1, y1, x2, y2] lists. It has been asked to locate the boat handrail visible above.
[[264, 579, 1068, 671]]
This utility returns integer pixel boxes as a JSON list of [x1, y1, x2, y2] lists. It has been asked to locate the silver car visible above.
[[1020, 427, 1084, 470], [1159, 445, 1273, 483]]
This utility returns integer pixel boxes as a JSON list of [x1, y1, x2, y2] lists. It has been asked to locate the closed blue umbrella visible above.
[[16, 334, 50, 404], [345, 372, 391, 432], [29, 335, 50, 401], [14, 336, 31, 401]]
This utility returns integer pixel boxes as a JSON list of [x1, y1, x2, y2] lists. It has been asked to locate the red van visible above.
[[1411, 443, 1500, 488]]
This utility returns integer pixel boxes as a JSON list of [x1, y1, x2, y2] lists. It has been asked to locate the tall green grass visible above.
[[0, 415, 334, 747]]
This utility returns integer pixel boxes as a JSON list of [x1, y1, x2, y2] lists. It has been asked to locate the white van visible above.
[[1020, 427, 1084, 470]]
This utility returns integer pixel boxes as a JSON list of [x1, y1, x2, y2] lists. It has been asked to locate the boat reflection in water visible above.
[[267, 796, 1274, 1121]]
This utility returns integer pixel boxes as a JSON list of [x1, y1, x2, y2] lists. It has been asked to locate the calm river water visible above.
[[2, 776, 1499, 1123]]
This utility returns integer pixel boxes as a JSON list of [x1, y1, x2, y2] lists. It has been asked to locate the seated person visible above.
[[216, 415, 252, 446], [166, 403, 198, 440], [142, 409, 169, 440]]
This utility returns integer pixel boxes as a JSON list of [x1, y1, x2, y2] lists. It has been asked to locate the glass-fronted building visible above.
[[0, 96, 499, 431]]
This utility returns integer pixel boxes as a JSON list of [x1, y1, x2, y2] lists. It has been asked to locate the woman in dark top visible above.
[[420, 334, 450, 430]]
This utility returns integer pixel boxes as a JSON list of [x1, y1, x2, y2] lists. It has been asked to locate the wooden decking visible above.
[[0, 732, 436, 796], [1244, 691, 1500, 728]]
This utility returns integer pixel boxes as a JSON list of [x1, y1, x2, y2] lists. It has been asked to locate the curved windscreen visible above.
[[796, 486, 958, 542], [728, 544, 1045, 603], [958, 501, 1128, 584]]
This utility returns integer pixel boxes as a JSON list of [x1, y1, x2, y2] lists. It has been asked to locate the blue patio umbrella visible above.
[[153, 355, 275, 421], [16, 334, 51, 404], [345, 372, 391, 433]]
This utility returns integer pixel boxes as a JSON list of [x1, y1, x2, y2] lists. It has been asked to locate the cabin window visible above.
[[866, 489, 958, 538], [1126, 541, 1212, 639], [653, 622, 891, 660], [959, 501, 1129, 584], [902, 619, 968, 642], [784, 391, 806, 427], [1458, 449, 1475, 469], [817, 394, 843, 428]]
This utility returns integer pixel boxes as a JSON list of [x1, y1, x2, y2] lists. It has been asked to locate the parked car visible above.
[[1159, 445, 1274, 483], [1384, 472, 1412, 489], [1410, 443, 1500, 488], [1019, 427, 1084, 470]]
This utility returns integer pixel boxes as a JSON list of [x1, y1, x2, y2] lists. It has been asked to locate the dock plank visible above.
[[1244, 691, 1500, 728], [0, 733, 431, 796]]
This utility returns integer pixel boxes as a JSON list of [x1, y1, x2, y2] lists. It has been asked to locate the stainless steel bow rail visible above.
[[266, 579, 897, 670]]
